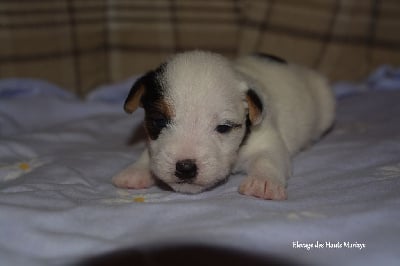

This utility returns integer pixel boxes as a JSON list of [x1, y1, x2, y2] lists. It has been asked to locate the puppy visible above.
[[112, 51, 335, 200]]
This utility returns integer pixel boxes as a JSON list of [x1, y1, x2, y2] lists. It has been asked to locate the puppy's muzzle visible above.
[[175, 159, 198, 181]]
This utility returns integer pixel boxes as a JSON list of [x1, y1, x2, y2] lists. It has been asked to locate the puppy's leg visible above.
[[112, 149, 154, 189], [238, 130, 291, 200]]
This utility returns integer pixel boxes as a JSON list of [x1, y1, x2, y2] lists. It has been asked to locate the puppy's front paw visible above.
[[112, 167, 154, 189], [239, 176, 287, 200]]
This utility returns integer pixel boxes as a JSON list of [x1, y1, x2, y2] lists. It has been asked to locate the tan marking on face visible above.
[[158, 98, 174, 119]]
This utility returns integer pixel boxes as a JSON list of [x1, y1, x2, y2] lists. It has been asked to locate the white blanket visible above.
[[1, 68, 399, 266]]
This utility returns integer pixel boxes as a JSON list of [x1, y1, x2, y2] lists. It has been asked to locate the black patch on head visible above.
[[137, 64, 166, 110], [128, 63, 170, 141], [252, 52, 287, 64], [143, 65, 171, 140], [123, 63, 166, 113]]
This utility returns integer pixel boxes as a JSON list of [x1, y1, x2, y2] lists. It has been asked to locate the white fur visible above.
[[112, 51, 335, 200]]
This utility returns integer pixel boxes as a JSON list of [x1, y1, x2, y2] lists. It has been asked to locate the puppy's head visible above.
[[125, 51, 263, 193]]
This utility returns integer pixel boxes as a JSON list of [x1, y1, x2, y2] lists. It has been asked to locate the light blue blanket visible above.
[[0, 67, 399, 266]]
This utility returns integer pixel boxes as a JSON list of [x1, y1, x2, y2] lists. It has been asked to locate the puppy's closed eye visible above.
[[150, 116, 169, 130], [215, 124, 233, 134], [215, 122, 242, 134], [145, 113, 170, 140]]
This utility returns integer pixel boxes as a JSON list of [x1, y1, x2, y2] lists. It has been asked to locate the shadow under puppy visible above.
[[112, 51, 335, 200]]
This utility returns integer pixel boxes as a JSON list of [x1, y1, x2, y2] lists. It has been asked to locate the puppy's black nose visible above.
[[175, 159, 197, 180]]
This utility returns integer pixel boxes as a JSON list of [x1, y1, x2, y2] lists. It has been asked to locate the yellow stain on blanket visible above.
[[1, 159, 46, 181], [102, 190, 175, 204], [133, 196, 145, 203], [19, 162, 30, 171]]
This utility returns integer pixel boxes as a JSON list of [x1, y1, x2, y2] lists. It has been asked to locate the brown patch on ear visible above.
[[124, 84, 145, 113], [246, 89, 263, 125]]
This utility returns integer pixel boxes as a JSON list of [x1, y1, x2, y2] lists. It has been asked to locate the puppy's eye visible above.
[[215, 124, 233, 134], [151, 118, 168, 129], [145, 114, 170, 140]]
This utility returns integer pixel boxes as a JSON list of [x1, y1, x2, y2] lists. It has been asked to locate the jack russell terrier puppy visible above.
[[112, 51, 335, 200]]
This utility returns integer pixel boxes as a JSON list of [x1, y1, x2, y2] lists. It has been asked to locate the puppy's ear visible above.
[[124, 73, 149, 113], [246, 89, 263, 125], [124, 64, 165, 113]]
